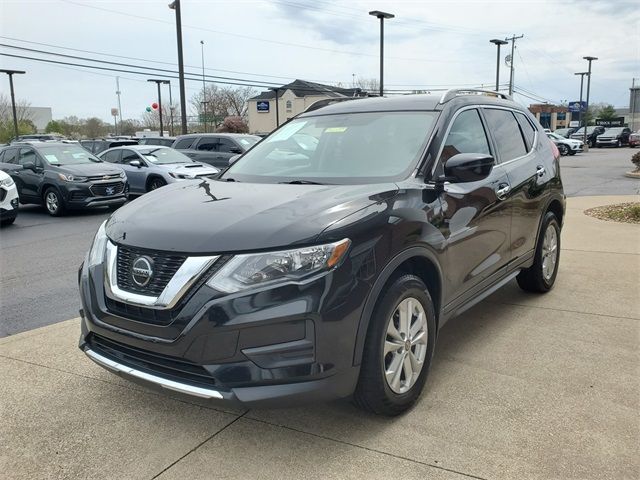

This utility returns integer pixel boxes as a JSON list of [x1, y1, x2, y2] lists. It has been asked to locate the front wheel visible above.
[[354, 274, 436, 416], [558, 144, 569, 156], [44, 188, 65, 217], [616, 139, 622, 148], [147, 177, 167, 191], [517, 212, 560, 292]]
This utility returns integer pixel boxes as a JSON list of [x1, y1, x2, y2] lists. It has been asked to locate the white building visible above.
[[25, 107, 52, 132]]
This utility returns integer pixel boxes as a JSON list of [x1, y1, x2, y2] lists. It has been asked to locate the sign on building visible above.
[[595, 117, 625, 127], [257, 101, 270, 112], [568, 101, 587, 113], [569, 120, 580, 127]]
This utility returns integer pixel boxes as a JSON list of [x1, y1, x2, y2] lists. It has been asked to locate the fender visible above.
[[352, 245, 443, 366]]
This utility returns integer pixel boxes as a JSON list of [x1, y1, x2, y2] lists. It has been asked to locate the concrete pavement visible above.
[[0, 195, 638, 479]]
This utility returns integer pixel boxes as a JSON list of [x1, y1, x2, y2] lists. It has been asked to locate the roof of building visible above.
[[249, 79, 362, 101]]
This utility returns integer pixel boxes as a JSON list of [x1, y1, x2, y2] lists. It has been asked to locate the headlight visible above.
[[58, 173, 88, 182], [207, 239, 350, 293], [0, 176, 14, 187], [119, 171, 126, 178], [87, 221, 108, 267], [169, 172, 193, 179]]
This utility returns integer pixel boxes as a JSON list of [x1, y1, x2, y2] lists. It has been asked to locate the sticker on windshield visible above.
[[72, 153, 87, 159], [268, 121, 307, 142], [44, 154, 60, 163], [325, 127, 347, 133]]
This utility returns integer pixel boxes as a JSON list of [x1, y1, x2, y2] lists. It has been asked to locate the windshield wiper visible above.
[[280, 180, 324, 185]]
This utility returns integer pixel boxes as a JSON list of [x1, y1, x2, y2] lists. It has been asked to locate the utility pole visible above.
[[169, 0, 188, 134], [369, 10, 395, 97], [168, 81, 174, 136], [505, 34, 524, 96], [148, 79, 170, 136], [115, 76, 123, 134], [490, 39, 508, 92], [0, 69, 26, 140], [574, 72, 588, 129], [583, 56, 598, 149], [200, 40, 207, 133]]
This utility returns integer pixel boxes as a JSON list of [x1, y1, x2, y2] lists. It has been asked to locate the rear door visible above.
[[214, 138, 239, 167], [438, 107, 513, 304], [483, 108, 547, 266]]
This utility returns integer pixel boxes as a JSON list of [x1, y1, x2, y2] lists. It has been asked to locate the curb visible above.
[[624, 171, 640, 179]]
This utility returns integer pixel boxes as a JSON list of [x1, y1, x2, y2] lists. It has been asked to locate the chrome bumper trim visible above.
[[85, 348, 223, 399]]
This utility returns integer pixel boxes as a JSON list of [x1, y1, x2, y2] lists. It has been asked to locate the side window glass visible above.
[[0, 151, 4, 162], [3, 149, 17, 164], [19, 148, 36, 166], [482, 109, 527, 162], [514, 112, 536, 151], [103, 150, 121, 163], [440, 109, 490, 163], [121, 150, 139, 164], [196, 139, 217, 151], [174, 138, 194, 149], [217, 138, 235, 153]]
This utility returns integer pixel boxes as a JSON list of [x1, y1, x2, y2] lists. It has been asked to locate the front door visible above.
[[120, 149, 148, 193], [17, 147, 44, 200]]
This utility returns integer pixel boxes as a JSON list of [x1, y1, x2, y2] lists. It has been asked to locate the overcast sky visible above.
[[1, 0, 638, 122]]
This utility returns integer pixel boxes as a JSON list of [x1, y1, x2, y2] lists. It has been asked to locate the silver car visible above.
[[98, 146, 219, 195]]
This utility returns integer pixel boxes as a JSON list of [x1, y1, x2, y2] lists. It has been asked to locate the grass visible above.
[[584, 203, 640, 224]]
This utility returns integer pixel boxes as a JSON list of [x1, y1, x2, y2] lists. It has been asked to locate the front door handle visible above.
[[496, 183, 510, 200], [536, 165, 546, 177]]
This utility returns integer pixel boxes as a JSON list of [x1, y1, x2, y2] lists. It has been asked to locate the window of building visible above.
[[286, 100, 292, 112], [557, 112, 566, 121], [483, 109, 528, 162]]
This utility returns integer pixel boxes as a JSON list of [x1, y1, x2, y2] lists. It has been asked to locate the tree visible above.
[[597, 104, 617, 121], [354, 77, 380, 94], [119, 118, 143, 136], [190, 85, 256, 131], [84, 117, 108, 138], [45, 120, 64, 134], [0, 93, 34, 142], [216, 116, 249, 133]]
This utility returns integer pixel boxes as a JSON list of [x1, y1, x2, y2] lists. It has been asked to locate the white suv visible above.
[[0, 170, 19, 226]]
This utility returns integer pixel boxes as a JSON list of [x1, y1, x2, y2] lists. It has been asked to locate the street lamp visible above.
[[148, 79, 170, 136], [582, 56, 598, 148], [0, 69, 26, 140], [369, 10, 394, 97], [574, 71, 589, 129], [200, 40, 207, 133], [489, 39, 508, 92], [169, 0, 187, 134]]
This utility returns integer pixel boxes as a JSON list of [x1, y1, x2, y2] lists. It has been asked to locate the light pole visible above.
[[574, 71, 588, 129], [489, 39, 508, 92], [168, 81, 174, 136], [200, 40, 207, 133], [583, 56, 598, 148], [0, 69, 26, 140], [169, 0, 187, 134], [148, 79, 169, 136], [270, 87, 280, 129], [369, 10, 394, 97]]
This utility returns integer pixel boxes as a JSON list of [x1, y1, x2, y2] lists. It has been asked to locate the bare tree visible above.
[[354, 77, 380, 94], [190, 85, 256, 130], [0, 93, 33, 124]]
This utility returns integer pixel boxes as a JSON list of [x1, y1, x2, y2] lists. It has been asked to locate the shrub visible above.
[[632, 151, 640, 171]]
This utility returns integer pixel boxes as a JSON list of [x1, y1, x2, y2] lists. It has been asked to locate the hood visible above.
[[54, 162, 124, 177], [158, 162, 219, 176], [106, 179, 398, 253]]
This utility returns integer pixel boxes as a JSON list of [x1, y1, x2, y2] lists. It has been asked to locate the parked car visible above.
[[80, 139, 138, 155], [595, 127, 631, 147], [552, 127, 575, 138], [138, 137, 176, 147], [79, 90, 564, 416], [11, 134, 65, 143], [629, 131, 640, 148], [172, 133, 261, 169], [99, 145, 218, 194], [0, 142, 127, 216], [570, 126, 606, 147], [0, 169, 19, 226], [546, 132, 582, 155]]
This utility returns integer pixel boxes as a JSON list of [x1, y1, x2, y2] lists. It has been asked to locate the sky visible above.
[[0, 0, 638, 122]]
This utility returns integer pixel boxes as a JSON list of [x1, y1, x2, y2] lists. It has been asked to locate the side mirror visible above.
[[129, 160, 142, 168], [22, 161, 37, 172], [228, 154, 241, 166], [442, 153, 495, 184]]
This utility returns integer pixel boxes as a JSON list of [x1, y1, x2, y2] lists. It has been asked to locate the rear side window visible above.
[[483, 109, 527, 162], [440, 109, 491, 163], [514, 112, 536, 150], [174, 138, 195, 149], [196, 138, 217, 151]]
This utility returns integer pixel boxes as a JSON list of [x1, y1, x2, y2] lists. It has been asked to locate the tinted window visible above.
[[121, 150, 140, 164], [483, 109, 527, 162], [174, 138, 194, 149], [514, 112, 536, 150], [102, 150, 121, 163], [2, 149, 17, 164], [440, 109, 491, 163], [93, 141, 109, 154], [80, 140, 94, 152], [196, 138, 217, 151], [217, 138, 236, 153], [19, 148, 37, 166]]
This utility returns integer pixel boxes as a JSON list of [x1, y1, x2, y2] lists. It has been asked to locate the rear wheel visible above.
[[354, 274, 436, 416], [44, 188, 65, 217], [557, 144, 569, 156], [147, 177, 167, 191], [517, 212, 560, 293]]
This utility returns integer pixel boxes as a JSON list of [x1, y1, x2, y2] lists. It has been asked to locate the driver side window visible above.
[[19, 148, 37, 166], [440, 109, 491, 163]]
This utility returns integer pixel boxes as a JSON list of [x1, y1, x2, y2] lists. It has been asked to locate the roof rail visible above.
[[439, 89, 512, 104], [304, 97, 361, 113]]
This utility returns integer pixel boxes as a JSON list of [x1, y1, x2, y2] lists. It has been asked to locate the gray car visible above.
[[98, 145, 218, 195], [172, 133, 261, 169]]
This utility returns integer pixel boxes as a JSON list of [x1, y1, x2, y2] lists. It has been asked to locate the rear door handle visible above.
[[496, 183, 510, 200], [536, 165, 546, 177]]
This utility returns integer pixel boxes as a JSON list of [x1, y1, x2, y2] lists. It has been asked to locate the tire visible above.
[[568, 150, 576, 155], [558, 144, 569, 156], [517, 212, 560, 293], [589, 139, 595, 148], [0, 216, 16, 226], [616, 139, 622, 148], [354, 274, 436, 416], [147, 177, 167, 192], [43, 187, 65, 217]]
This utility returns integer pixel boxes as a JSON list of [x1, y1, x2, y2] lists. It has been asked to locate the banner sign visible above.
[[595, 117, 625, 127], [568, 101, 587, 113], [257, 101, 270, 112]]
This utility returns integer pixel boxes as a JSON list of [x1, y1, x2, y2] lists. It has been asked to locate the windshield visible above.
[[141, 148, 193, 164], [236, 136, 260, 149], [604, 128, 624, 135], [548, 133, 562, 140], [224, 112, 438, 184], [39, 145, 101, 165]]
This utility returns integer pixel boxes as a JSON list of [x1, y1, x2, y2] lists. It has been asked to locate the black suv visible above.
[[172, 133, 260, 168], [79, 90, 565, 415], [0, 142, 128, 216]]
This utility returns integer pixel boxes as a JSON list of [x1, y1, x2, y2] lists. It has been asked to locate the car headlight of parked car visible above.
[[58, 173, 88, 182], [119, 171, 126, 178], [0, 176, 14, 187], [168, 172, 195, 179], [87, 221, 108, 267], [207, 239, 351, 293]]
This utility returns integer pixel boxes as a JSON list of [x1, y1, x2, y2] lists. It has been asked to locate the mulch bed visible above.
[[584, 203, 640, 224]]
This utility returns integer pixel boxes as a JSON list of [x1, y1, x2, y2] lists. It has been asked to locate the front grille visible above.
[[88, 334, 216, 387], [90, 181, 125, 197], [116, 246, 187, 296], [88, 173, 121, 181], [105, 297, 175, 325]]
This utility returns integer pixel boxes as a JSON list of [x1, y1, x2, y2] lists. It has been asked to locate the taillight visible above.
[[549, 139, 560, 160]]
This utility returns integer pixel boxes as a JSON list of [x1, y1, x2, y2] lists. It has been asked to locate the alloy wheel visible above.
[[46, 191, 59, 213], [383, 297, 428, 394], [541, 224, 558, 281]]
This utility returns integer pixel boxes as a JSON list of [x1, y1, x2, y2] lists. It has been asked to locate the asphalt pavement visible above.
[[0, 146, 638, 337]]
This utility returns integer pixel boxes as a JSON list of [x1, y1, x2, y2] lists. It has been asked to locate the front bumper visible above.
[[596, 138, 620, 146], [61, 180, 128, 209]]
